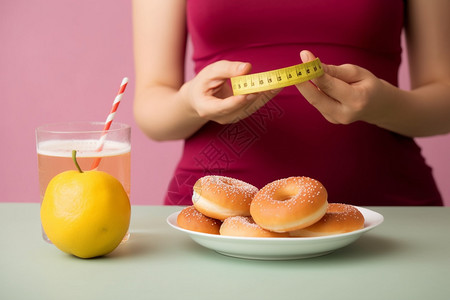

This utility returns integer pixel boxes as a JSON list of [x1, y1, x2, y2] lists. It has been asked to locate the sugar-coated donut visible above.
[[220, 216, 289, 238], [250, 176, 328, 232], [289, 203, 365, 237], [192, 175, 258, 220], [177, 206, 222, 235]]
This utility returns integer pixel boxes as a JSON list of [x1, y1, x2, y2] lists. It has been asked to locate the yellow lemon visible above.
[[41, 167, 131, 259]]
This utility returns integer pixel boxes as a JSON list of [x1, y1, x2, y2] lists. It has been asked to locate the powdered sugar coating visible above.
[[177, 206, 222, 234], [223, 216, 260, 230], [252, 177, 326, 209], [180, 206, 221, 226], [320, 203, 364, 223], [250, 176, 328, 232], [289, 203, 365, 237], [195, 175, 258, 201], [192, 175, 259, 220], [220, 216, 289, 237]]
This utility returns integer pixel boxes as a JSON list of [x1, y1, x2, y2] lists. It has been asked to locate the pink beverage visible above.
[[37, 139, 131, 202], [35, 122, 131, 243]]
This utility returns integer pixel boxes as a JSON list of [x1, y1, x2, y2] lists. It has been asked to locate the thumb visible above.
[[296, 50, 323, 90], [297, 50, 355, 101], [300, 50, 316, 63], [202, 60, 252, 80], [301, 50, 365, 83]]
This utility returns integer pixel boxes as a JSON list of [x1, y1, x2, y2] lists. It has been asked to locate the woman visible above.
[[132, 0, 450, 206]]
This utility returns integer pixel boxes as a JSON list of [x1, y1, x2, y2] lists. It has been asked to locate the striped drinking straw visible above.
[[90, 77, 129, 170]]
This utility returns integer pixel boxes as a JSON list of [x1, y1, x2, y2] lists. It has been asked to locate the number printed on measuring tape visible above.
[[231, 58, 324, 95]]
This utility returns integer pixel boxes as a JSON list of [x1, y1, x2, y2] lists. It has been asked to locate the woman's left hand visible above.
[[295, 50, 389, 126]]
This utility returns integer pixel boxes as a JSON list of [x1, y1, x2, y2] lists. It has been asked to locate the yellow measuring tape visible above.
[[231, 58, 324, 95]]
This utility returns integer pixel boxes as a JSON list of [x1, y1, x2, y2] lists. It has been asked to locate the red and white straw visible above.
[[90, 77, 129, 170]]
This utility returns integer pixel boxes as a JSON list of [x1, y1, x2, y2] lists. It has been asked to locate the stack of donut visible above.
[[177, 175, 365, 238]]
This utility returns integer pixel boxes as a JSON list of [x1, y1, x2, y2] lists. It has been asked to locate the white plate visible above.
[[167, 207, 383, 260]]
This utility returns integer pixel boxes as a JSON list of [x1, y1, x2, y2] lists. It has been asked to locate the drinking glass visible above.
[[36, 121, 131, 243]]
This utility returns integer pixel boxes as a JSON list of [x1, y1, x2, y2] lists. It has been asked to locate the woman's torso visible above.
[[164, 0, 442, 206]]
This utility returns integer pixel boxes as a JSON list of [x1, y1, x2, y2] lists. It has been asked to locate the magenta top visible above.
[[164, 0, 443, 206]]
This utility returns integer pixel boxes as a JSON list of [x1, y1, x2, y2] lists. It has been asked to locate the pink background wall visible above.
[[1, 1, 449, 205]]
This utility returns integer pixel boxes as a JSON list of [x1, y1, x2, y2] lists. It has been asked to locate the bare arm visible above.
[[132, 0, 280, 141], [400, 0, 450, 136], [296, 0, 450, 137], [132, 0, 199, 141]]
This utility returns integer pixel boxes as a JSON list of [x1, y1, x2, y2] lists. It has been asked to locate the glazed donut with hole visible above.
[[192, 175, 258, 220], [250, 176, 328, 232]]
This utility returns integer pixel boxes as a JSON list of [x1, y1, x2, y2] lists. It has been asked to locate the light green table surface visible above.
[[1, 203, 449, 300]]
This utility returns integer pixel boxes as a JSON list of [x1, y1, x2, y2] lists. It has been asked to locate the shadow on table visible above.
[[105, 228, 215, 259], [207, 233, 410, 267], [103, 229, 408, 263], [105, 230, 166, 259], [316, 233, 408, 262]]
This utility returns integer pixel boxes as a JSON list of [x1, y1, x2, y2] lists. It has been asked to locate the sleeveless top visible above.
[[164, 0, 443, 206]]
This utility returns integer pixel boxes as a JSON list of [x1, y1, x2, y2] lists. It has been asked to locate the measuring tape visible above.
[[231, 58, 324, 95]]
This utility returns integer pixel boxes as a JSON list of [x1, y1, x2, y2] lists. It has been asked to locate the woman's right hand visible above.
[[182, 60, 282, 125], [133, 1, 281, 140]]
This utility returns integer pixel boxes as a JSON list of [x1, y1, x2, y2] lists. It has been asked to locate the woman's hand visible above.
[[295, 50, 388, 126], [296, 49, 450, 137], [183, 60, 282, 125]]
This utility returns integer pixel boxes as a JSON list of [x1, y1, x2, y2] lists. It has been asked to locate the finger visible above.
[[323, 64, 364, 84], [204, 94, 252, 124], [204, 94, 248, 113], [240, 88, 282, 118], [300, 50, 355, 102], [295, 80, 341, 119], [201, 60, 252, 83], [213, 88, 282, 123], [301, 50, 367, 83], [211, 85, 281, 115]]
